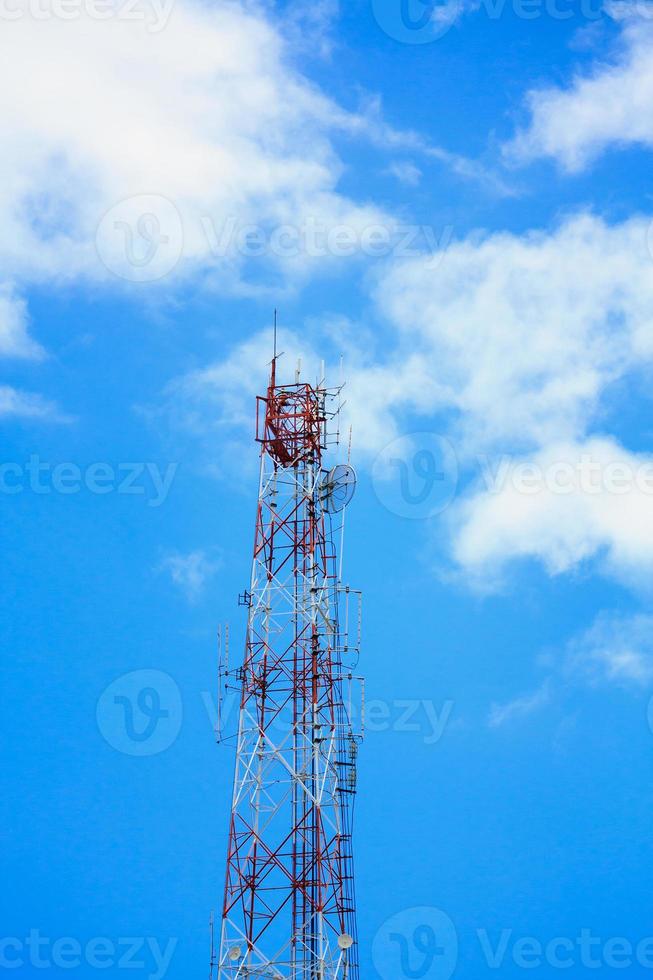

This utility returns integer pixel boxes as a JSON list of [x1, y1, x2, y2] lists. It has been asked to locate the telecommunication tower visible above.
[[213, 348, 363, 979]]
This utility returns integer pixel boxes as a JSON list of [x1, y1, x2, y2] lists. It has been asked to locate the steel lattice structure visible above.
[[215, 357, 362, 980]]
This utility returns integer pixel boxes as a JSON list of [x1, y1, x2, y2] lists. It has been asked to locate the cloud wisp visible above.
[[0, 385, 70, 422], [489, 611, 653, 728], [489, 681, 551, 728], [157, 549, 221, 602], [505, 7, 653, 171]]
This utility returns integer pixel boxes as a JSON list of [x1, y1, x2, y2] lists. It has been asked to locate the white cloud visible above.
[[452, 438, 653, 585], [506, 9, 653, 171], [167, 209, 653, 459], [0, 0, 504, 415], [0, 0, 414, 297], [0, 289, 43, 359], [487, 610, 653, 728], [0, 0, 413, 408], [565, 611, 653, 686], [0, 385, 68, 421], [370, 212, 653, 588], [0, 0, 512, 299], [488, 681, 550, 728], [158, 549, 220, 601], [374, 212, 653, 454], [384, 161, 422, 186]]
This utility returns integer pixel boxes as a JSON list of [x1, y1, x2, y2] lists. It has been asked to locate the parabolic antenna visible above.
[[320, 464, 357, 514]]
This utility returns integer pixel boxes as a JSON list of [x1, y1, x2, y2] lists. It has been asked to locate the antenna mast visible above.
[[215, 356, 363, 978]]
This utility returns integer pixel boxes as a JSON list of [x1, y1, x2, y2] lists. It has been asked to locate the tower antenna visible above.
[[273, 308, 278, 360], [215, 357, 363, 978]]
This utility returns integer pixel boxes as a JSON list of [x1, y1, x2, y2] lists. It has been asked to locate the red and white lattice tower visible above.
[[216, 354, 363, 979]]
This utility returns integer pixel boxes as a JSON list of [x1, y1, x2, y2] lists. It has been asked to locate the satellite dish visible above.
[[320, 464, 357, 513], [338, 934, 354, 951]]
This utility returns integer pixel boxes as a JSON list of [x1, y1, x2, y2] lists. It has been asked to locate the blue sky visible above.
[[3, 0, 653, 977]]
